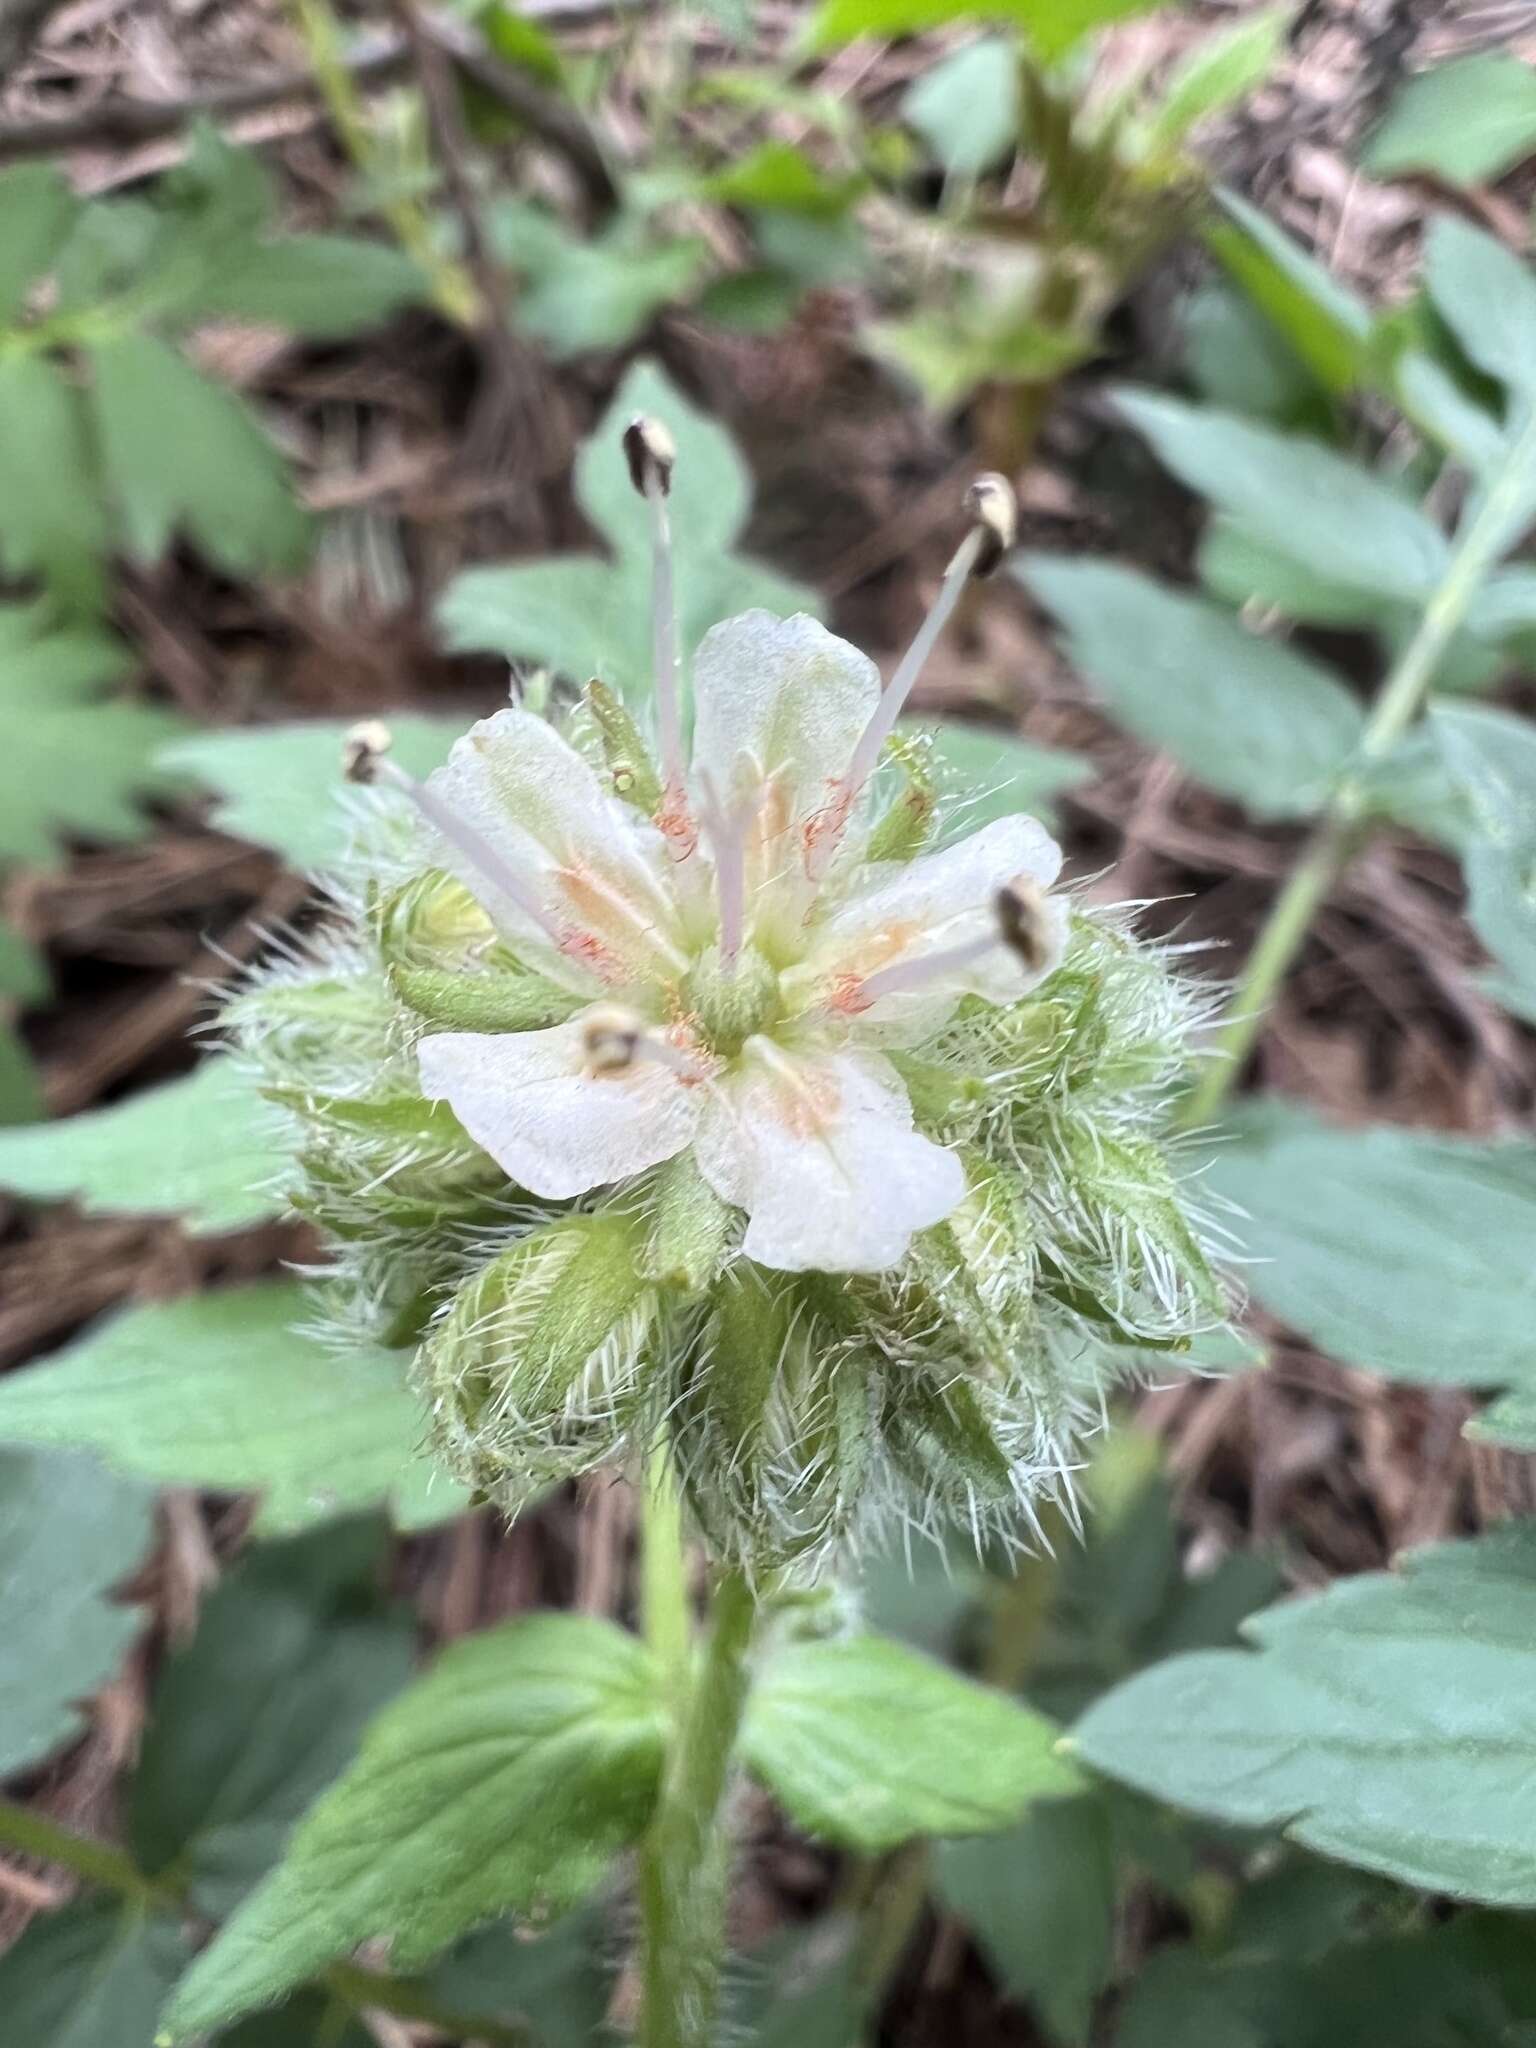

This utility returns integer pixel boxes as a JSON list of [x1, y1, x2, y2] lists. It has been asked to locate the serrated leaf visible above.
[[0, 353, 106, 612], [183, 233, 424, 336], [1022, 557, 1361, 818], [1074, 1522, 1536, 1906], [0, 164, 79, 324], [0, 1059, 282, 1233], [743, 1634, 1080, 1852], [438, 359, 818, 697], [920, 719, 1092, 828], [1144, 7, 1290, 153], [903, 37, 1020, 178], [162, 716, 463, 874], [0, 1444, 152, 1777], [1423, 214, 1536, 405], [0, 613, 187, 865], [804, 0, 1163, 64], [0, 1901, 188, 2048], [90, 334, 310, 577], [1205, 1102, 1536, 1407], [129, 1519, 415, 1915], [1203, 189, 1372, 395], [160, 1614, 664, 2039], [0, 1280, 467, 1534], [1116, 390, 1449, 604], [935, 1795, 1115, 2046], [1365, 52, 1536, 189]]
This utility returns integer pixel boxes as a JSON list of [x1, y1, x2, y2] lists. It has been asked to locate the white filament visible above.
[[375, 757, 569, 952], [646, 479, 688, 801], [854, 929, 998, 1004], [696, 768, 749, 966]]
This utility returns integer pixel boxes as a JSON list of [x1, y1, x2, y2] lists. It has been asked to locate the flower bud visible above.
[[418, 1211, 659, 1509], [623, 414, 676, 497]]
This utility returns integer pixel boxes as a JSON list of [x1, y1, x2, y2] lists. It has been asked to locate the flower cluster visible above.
[[227, 421, 1227, 1569]]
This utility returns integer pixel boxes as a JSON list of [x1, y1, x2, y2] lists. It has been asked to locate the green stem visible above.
[[286, 0, 478, 326], [0, 1797, 160, 1904], [636, 1467, 758, 2048], [1181, 416, 1536, 1129]]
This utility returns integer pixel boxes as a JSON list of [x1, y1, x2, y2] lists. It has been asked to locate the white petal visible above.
[[792, 814, 1067, 1039], [694, 1046, 965, 1273], [690, 611, 879, 840], [418, 1016, 701, 1200], [426, 709, 683, 988]]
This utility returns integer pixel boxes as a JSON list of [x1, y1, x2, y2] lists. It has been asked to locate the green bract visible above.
[[224, 437, 1225, 1572]]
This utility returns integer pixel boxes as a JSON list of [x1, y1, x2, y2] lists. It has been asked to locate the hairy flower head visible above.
[[229, 421, 1228, 1569]]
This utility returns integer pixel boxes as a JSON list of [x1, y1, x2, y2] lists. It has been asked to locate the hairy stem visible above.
[[1182, 414, 1536, 1128], [636, 1454, 757, 2048]]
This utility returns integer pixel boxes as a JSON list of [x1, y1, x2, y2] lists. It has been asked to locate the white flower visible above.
[[406, 605, 1067, 1274]]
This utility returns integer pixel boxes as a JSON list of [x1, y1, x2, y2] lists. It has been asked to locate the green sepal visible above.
[[418, 1210, 658, 1505], [389, 962, 581, 1034], [640, 1153, 735, 1294], [867, 730, 938, 862], [585, 677, 662, 813], [882, 1367, 1017, 1513], [888, 1053, 988, 1137], [372, 868, 496, 971]]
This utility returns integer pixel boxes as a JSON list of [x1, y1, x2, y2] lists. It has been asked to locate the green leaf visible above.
[[1202, 189, 1372, 395], [0, 164, 79, 324], [804, 0, 1164, 64], [706, 140, 863, 217], [866, 303, 1090, 414], [1182, 284, 1326, 426], [1365, 52, 1536, 188], [422, 1904, 612, 2047], [744, 1634, 1081, 1852], [0, 1280, 467, 1534], [90, 333, 311, 578], [935, 1795, 1114, 2046], [183, 234, 424, 336], [1423, 214, 1536, 405], [1074, 1522, 1536, 1906], [129, 1519, 415, 1914], [0, 612, 187, 865], [0, 1445, 151, 1777], [1144, 8, 1290, 153], [0, 918, 48, 1002], [0, 1901, 188, 2048], [161, 716, 463, 873], [1433, 702, 1536, 1014], [0, 1059, 282, 1234], [0, 354, 106, 612], [1021, 557, 1361, 818], [903, 36, 1020, 177], [1116, 390, 1448, 604], [160, 1614, 663, 2039], [1205, 1103, 1536, 1402], [438, 358, 818, 697], [919, 719, 1092, 828], [518, 233, 707, 359], [0, 1022, 43, 1125]]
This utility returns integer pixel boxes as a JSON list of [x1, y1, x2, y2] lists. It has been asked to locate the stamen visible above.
[[624, 414, 693, 853], [839, 869, 1052, 1009], [995, 874, 1055, 973], [581, 1004, 702, 1080], [344, 721, 570, 956], [695, 768, 749, 967], [806, 473, 1018, 881]]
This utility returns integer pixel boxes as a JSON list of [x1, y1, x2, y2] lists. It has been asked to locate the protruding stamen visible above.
[[361, 745, 572, 957], [342, 720, 394, 784], [995, 874, 1054, 972], [807, 473, 1020, 881], [696, 769, 749, 967], [581, 1004, 701, 1080], [840, 869, 1053, 1009], [625, 414, 691, 846]]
